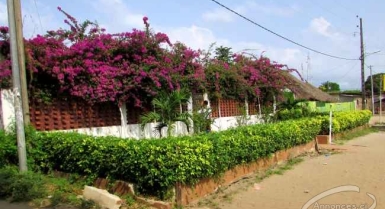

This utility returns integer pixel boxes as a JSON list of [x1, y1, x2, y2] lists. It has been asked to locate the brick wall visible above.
[[29, 98, 121, 131]]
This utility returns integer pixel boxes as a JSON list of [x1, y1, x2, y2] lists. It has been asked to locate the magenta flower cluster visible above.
[[0, 8, 292, 105]]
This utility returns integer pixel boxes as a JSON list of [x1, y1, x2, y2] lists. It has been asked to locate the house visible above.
[[283, 73, 338, 102]]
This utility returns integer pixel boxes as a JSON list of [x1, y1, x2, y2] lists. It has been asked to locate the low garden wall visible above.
[[176, 140, 315, 205]]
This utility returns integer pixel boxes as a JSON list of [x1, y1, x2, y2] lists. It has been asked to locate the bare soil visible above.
[[189, 132, 385, 209]]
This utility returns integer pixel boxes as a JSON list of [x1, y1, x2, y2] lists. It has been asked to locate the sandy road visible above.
[[191, 132, 385, 209]]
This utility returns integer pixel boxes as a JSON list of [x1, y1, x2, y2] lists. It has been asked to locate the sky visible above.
[[1, 0, 385, 90]]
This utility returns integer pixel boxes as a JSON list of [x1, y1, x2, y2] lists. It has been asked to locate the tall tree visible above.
[[214, 46, 233, 63], [365, 73, 385, 93], [319, 81, 340, 92]]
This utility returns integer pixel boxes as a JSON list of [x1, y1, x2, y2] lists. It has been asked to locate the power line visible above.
[[300, 0, 357, 38], [332, 0, 357, 17], [280, 0, 354, 38], [311, 0, 353, 23], [33, 0, 43, 33], [337, 61, 360, 80], [209, 0, 359, 61]]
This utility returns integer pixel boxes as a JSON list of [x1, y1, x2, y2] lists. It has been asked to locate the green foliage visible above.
[[140, 89, 191, 137], [214, 46, 233, 63], [22, 117, 323, 199], [0, 166, 17, 198], [0, 110, 371, 200], [340, 90, 361, 95], [319, 81, 340, 92], [192, 110, 213, 134], [365, 73, 385, 93], [0, 166, 45, 202], [319, 110, 372, 134], [276, 98, 312, 121], [235, 104, 250, 127], [260, 106, 276, 123], [0, 130, 18, 167]]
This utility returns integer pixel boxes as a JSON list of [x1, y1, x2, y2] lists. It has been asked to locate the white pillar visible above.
[[1, 89, 16, 131], [119, 104, 128, 138], [245, 97, 249, 116], [187, 96, 193, 134]]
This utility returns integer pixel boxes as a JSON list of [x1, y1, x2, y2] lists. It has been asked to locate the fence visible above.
[[305, 101, 356, 113], [0, 90, 263, 138]]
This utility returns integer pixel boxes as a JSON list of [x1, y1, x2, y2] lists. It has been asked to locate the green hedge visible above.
[[0, 110, 371, 199], [319, 110, 372, 134], [28, 117, 322, 198]]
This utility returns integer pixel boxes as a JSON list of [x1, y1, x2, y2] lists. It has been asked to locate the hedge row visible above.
[[0, 110, 372, 199], [320, 110, 372, 134], [27, 117, 323, 198]]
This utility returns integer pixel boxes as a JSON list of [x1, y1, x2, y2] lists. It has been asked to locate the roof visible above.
[[283, 72, 338, 102]]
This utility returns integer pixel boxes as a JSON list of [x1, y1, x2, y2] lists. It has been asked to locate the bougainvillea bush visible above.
[[0, 7, 294, 106]]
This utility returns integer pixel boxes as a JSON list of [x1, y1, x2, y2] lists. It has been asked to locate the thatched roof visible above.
[[284, 72, 338, 102]]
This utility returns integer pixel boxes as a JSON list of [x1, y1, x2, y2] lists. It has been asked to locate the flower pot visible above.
[[316, 135, 331, 144]]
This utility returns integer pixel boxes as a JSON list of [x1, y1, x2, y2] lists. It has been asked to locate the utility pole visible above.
[[359, 18, 366, 110], [306, 53, 311, 83], [380, 75, 383, 123], [14, 0, 30, 125], [7, 0, 28, 172], [301, 63, 304, 81], [369, 66, 375, 115]]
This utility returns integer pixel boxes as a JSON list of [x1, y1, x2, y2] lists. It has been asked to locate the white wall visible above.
[[211, 115, 262, 131], [1, 89, 16, 131], [60, 121, 190, 139]]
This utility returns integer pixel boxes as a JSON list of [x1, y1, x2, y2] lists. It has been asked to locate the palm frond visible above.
[[140, 112, 161, 129]]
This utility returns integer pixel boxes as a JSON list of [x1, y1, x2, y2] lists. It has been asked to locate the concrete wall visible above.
[[0, 90, 262, 139], [305, 101, 356, 113], [1, 89, 15, 130]]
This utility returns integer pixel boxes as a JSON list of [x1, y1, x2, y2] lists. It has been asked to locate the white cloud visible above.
[[92, 0, 144, 32], [309, 17, 340, 38], [160, 24, 304, 73], [202, 8, 234, 23], [163, 25, 229, 50]]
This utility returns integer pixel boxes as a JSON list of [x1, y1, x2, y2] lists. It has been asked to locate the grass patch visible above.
[[333, 127, 378, 145], [256, 157, 304, 182], [0, 166, 96, 208]]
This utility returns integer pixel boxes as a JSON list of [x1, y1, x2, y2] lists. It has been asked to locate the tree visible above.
[[214, 46, 233, 63], [319, 81, 340, 92], [365, 73, 385, 93], [140, 89, 191, 137]]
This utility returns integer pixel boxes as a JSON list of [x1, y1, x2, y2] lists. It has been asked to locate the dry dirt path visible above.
[[190, 132, 385, 209]]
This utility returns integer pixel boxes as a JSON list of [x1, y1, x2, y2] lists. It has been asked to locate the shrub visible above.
[[0, 166, 45, 202], [0, 166, 17, 198], [319, 110, 372, 134], [0, 130, 18, 168], [0, 110, 371, 200], [28, 117, 322, 199], [10, 171, 46, 202]]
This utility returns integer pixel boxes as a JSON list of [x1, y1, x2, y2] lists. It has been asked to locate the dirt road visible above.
[[192, 132, 385, 209], [0, 200, 31, 209]]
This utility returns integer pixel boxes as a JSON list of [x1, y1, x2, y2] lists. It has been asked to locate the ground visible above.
[[189, 131, 385, 209]]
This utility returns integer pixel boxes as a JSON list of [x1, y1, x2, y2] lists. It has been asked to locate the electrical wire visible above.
[[337, 61, 360, 80], [311, 0, 353, 23], [279, 0, 354, 38], [209, 0, 359, 61], [33, 0, 43, 34]]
